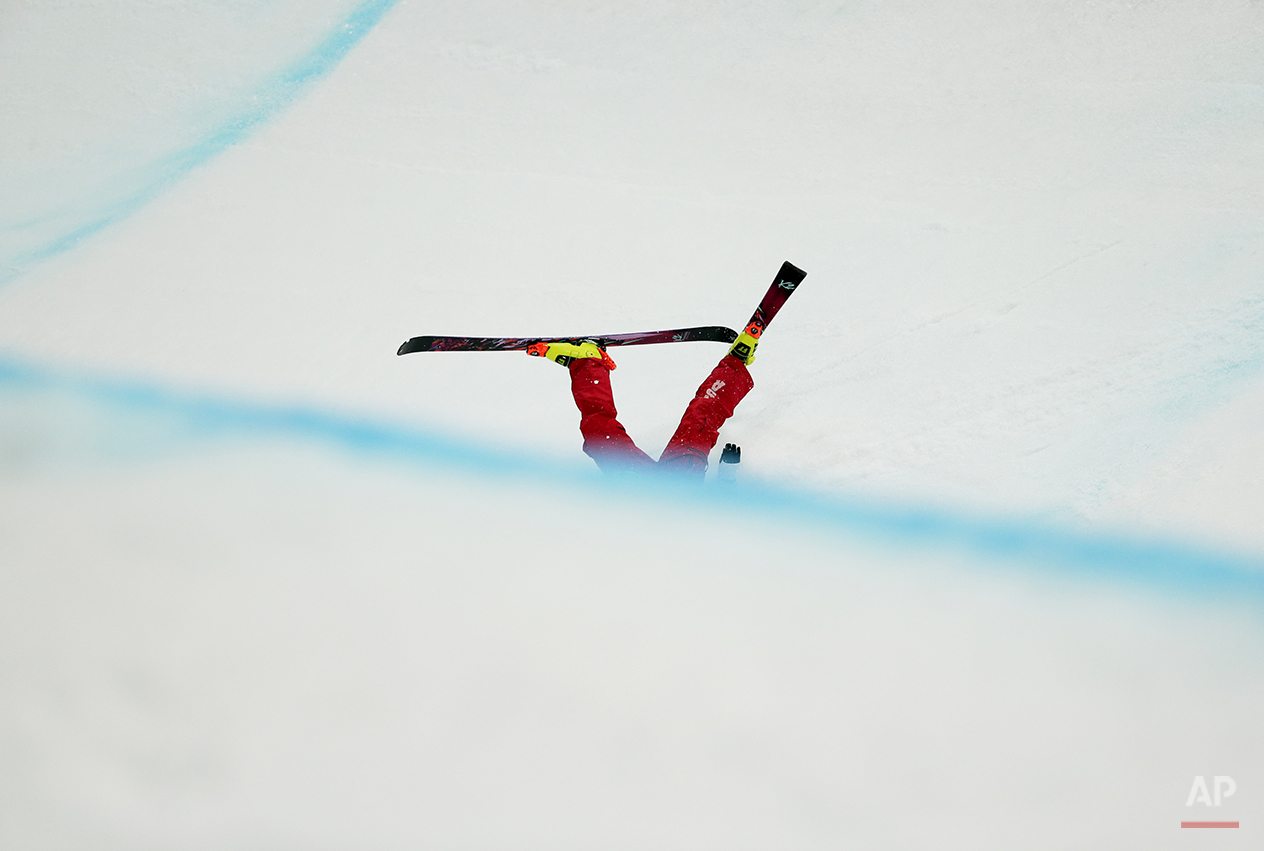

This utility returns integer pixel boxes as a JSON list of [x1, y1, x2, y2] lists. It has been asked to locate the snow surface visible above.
[[2, 0, 1263, 847]]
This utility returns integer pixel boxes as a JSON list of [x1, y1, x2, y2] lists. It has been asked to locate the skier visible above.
[[524, 330, 759, 478], [396, 262, 804, 476]]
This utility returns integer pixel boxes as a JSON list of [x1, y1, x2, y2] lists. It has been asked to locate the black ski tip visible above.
[[397, 336, 432, 356], [777, 260, 807, 289]]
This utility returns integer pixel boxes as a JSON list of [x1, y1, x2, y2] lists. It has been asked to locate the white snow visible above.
[[2, 1, 1263, 847]]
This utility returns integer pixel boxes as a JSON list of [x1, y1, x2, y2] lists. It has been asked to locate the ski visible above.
[[397, 325, 737, 356], [728, 260, 807, 363], [396, 260, 804, 357]]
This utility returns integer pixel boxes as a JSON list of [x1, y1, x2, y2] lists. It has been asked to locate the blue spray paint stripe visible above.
[[0, 0, 400, 286], [2, 354, 1262, 600]]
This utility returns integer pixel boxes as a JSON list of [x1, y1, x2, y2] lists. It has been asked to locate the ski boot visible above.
[[525, 340, 617, 369], [728, 319, 763, 365]]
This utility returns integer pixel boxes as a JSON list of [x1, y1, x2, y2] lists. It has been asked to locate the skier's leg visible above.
[[569, 357, 656, 473], [658, 354, 754, 477]]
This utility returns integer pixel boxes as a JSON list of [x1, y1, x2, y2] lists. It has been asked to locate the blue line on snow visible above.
[[0, 0, 400, 286], [2, 354, 1262, 600]]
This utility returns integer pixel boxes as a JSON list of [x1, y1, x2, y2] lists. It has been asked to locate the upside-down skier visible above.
[[523, 331, 757, 478], [396, 261, 805, 478], [522, 260, 805, 477]]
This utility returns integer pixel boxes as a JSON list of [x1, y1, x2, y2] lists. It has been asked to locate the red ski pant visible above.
[[568, 354, 754, 478]]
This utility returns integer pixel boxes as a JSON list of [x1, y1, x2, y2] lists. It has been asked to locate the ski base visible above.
[[397, 260, 806, 358], [398, 325, 737, 356]]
